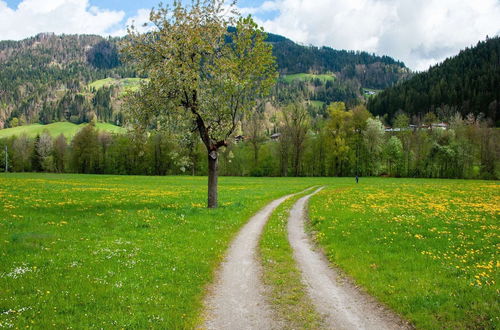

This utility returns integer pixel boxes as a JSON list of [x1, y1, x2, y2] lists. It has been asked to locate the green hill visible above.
[[0, 122, 125, 139]]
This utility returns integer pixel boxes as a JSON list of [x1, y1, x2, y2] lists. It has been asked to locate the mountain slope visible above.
[[267, 33, 408, 89], [368, 37, 500, 125], [0, 32, 409, 129]]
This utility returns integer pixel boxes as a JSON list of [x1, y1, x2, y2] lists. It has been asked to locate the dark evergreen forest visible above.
[[368, 37, 500, 126]]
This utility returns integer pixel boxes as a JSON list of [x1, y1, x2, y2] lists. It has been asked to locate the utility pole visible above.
[[4, 145, 7, 173]]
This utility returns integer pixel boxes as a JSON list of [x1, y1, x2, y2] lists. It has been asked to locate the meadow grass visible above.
[[280, 73, 335, 83], [1, 175, 497, 328], [0, 122, 125, 139], [88, 77, 145, 96], [259, 189, 323, 328], [0, 173, 317, 328], [308, 177, 499, 329], [307, 100, 326, 109], [88, 77, 116, 90]]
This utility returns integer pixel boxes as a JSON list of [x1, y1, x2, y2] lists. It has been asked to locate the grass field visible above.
[[88, 78, 145, 95], [307, 100, 326, 109], [280, 73, 335, 83], [0, 173, 315, 328], [0, 122, 126, 139], [1, 174, 497, 328], [308, 178, 499, 329]]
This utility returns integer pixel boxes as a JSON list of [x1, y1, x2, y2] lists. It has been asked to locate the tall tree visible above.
[[122, 0, 277, 207], [363, 117, 385, 175], [325, 102, 352, 176], [53, 134, 68, 173], [244, 102, 267, 168], [281, 103, 309, 176]]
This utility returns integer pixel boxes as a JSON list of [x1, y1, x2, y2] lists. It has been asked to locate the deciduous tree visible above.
[[122, 0, 277, 207]]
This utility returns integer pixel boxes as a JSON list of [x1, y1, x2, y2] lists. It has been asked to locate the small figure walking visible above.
[[355, 175, 359, 184]]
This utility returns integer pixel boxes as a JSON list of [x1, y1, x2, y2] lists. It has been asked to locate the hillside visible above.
[[368, 37, 500, 125], [0, 32, 409, 130], [268, 34, 409, 89]]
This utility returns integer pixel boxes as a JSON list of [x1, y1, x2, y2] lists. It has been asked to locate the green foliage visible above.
[[0, 33, 136, 127], [2, 106, 497, 179], [271, 38, 409, 88], [70, 122, 99, 173], [0, 27, 410, 130], [122, 2, 277, 150]]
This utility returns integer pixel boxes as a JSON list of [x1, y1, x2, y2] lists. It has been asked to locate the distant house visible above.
[[270, 133, 281, 140], [432, 122, 449, 130]]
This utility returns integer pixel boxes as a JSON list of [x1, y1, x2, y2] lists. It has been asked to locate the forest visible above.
[[0, 32, 408, 129], [1, 102, 497, 179], [368, 37, 500, 126]]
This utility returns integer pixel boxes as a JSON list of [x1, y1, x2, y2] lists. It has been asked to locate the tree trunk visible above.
[[252, 142, 259, 166], [207, 151, 218, 208]]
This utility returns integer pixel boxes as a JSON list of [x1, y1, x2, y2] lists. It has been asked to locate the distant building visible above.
[[385, 123, 449, 132], [432, 122, 449, 130], [270, 133, 281, 140]]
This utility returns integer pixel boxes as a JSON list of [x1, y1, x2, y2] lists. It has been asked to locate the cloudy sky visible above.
[[1, 0, 499, 71]]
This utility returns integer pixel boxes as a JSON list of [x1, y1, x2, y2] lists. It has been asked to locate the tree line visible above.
[[1, 104, 497, 179]]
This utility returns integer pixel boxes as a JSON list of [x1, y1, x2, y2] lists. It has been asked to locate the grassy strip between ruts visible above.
[[0, 173, 321, 328], [259, 187, 324, 329], [308, 178, 499, 329]]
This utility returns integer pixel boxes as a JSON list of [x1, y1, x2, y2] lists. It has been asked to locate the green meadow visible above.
[[1, 174, 498, 328], [0, 122, 125, 139], [280, 73, 335, 83], [309, 178, 499, 329], [88, 78, 145, 95], [0, 173, 315, 328]]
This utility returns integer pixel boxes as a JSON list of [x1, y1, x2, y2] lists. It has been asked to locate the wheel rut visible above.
[[202, 189, 312, 329], [287, 187, 411, 330]]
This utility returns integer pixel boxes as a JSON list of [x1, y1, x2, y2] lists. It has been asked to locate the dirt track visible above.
[[287, 188, 411, 330], [202, 194, 295, 329]]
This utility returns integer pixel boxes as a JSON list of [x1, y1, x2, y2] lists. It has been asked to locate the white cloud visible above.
[[245, 0, 500, 71], [110, 8, 153, 36], [0, 0, 125, 40], [2, 0, 498, 71]]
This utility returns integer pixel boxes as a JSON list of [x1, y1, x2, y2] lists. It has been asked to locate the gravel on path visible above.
[[202, 190, 311, 329], [288, 188, 411, 330]]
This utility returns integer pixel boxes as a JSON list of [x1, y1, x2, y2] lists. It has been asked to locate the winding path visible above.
[[287, 187, 410, 330], [202, 191, 308, 329]]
